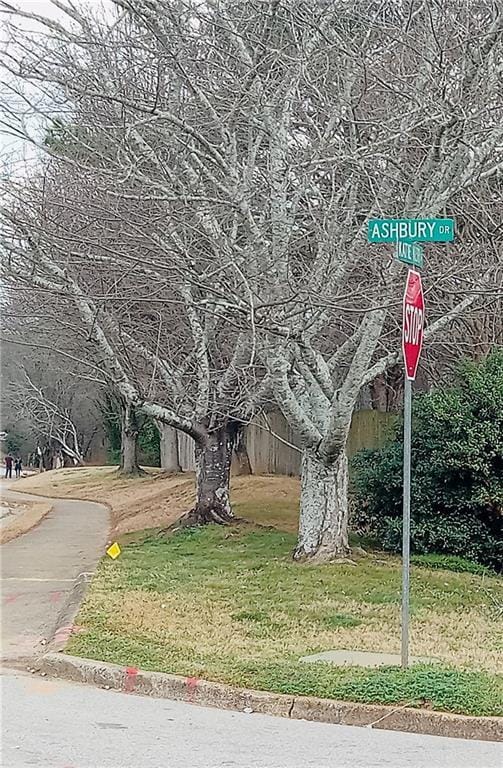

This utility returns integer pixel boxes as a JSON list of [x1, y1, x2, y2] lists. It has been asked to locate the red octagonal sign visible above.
[[402, 270, 425, 381]]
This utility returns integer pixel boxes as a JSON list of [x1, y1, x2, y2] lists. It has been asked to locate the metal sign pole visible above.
[[401, 374, 412, 669], [367, 217, 445, 671]]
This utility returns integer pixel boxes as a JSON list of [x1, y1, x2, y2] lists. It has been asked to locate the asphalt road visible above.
[[1, 670, 501, 768], [0, 481, 107, 662]]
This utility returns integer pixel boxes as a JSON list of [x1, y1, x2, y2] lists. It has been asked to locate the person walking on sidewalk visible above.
[[4, 454, 13, 479], [14, 457, 22, 478]]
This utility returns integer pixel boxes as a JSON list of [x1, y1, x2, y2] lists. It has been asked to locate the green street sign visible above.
[[395, 241, 424, 268], [367, 218, 455, 243]]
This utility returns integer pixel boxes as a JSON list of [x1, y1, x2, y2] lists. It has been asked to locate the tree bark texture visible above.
[[41, 445, 52, 471], [187, 423, 234, 524], [120, 403, 142, 475], [157, 422, 181, 473], [294, 448, 350, 562], [370, 364, 403, 411], [230, 424, 252, 476]]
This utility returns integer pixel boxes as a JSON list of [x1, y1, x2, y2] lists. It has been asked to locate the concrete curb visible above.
[[39, 652, 502, 742]]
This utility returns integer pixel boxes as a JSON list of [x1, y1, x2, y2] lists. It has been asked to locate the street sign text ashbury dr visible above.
[[402, 270, 424, 381], [368, 218, 455, 243]]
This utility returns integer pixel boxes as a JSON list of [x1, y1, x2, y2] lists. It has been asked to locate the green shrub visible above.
[[101, 394, 160, 467], [138, 417, 160, 467], [107, 447, 121, 466], [3, 428, 28, 457], [352, 352, 503, 569]]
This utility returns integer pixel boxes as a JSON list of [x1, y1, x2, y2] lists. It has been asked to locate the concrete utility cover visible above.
[[300, 650, 435, 668]]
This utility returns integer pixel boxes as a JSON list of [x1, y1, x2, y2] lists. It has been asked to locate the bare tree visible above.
[[1, 0, 501, 559], [1, 325, 103, 468], [156, 421, 181, 473], [13, 374, 85, 465], [1, 164, 262, 515]]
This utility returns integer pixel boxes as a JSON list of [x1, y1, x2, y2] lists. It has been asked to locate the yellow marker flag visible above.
[[106, 542, 121, 560]]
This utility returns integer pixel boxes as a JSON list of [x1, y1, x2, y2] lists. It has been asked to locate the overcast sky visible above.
[[1, 1, 65, 172], [0, 0, 112, 174]]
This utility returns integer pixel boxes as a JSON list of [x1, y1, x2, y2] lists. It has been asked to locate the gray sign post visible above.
[[368, 219, 454, 669], [401, 376, 412, 668]]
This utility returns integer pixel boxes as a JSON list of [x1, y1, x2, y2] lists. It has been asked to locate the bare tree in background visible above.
[[1, 0, 501, 559], [1, 325, 103, 468], [1, 160, 263, 514], [14, 374, 85, 466]]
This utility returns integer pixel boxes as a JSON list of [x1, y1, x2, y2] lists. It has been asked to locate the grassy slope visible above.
[[14, 468, 300, 536], [12, 467, 194, 536], [68, 522, 503, 717]]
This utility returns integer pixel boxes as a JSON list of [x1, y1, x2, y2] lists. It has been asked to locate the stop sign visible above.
[[402, 270, 424, 380]]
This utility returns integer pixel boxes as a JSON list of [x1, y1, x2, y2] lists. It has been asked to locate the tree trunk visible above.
[[231, 424, 252, 476], [120, 403, 142, 475], [187, 424, 234, 525], [370, 364, 403, 411], [294, 448, 350, 562], [41, 445, 52, 471], [157, 421, 181, 473]]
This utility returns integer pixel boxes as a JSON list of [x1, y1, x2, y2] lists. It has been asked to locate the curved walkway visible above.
[[0, 481, 108, 663]]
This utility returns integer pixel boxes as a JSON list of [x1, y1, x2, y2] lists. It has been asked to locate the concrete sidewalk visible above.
[[0, 481, 108, 663]]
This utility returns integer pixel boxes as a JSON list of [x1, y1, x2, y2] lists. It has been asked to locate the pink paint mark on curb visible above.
[[53, 624, 74, 644], [124, 666, 139, 693], [3, 593, 20, 604], [50, 591, 63, 603], [186, 676, 199, 702]]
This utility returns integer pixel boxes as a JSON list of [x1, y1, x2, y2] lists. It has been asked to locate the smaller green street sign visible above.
[[395, 241, 424, 269], [368, 218, 455, 243]]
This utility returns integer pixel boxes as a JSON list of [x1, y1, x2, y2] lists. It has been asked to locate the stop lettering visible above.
[[404, 305, 424, 345], [402, 270, 424, 381]]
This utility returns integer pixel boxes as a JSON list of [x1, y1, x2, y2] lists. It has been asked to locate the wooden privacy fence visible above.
[[178, 409, 396, 476]]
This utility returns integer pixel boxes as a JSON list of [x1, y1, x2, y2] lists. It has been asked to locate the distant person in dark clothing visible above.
[[14, 458, 22, 478], [4, 454, 13, 479]]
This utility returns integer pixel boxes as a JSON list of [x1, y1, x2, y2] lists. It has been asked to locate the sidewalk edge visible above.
[[47, 575, 92, 653]]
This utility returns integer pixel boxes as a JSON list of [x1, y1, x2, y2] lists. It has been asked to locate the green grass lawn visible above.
[[68, 523, 503, 717]]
